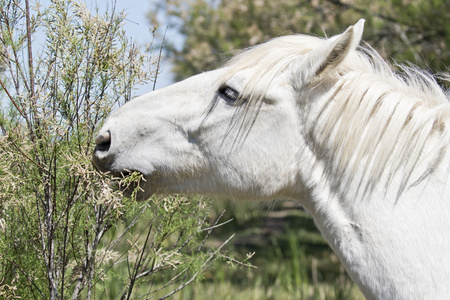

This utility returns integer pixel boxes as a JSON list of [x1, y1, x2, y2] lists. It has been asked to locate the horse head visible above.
[[93, 20, 364, 202]]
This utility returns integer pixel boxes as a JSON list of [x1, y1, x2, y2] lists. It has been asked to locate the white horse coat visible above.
[[94, 20, 450, 299]]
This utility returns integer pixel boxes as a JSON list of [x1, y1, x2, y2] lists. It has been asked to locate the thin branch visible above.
[[0, 77, 25, 118], [157, 234, 236, 300], [152, 27, 168, 91], [197, 209, 228, 252], [200, 218, 234, 232], [8, 136, 50, 175], [0, 255, 46, 298], [217, 254, 257, 269], [25, 0, 35, 102]]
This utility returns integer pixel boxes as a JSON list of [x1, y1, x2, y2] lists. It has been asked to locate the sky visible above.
[[114, 0, 175, 93], [39, 0, 175, 95]]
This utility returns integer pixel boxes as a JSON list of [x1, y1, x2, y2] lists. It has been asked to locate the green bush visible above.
[[0, 1, 241, 298]]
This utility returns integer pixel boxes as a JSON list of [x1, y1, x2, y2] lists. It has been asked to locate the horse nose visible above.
[[95, 131, 111, 152]]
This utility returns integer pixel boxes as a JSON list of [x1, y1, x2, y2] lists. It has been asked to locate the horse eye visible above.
[[218, 86, 240, 103]]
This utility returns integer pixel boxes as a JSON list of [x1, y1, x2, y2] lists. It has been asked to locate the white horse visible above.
[[93, 20, 450, 299]]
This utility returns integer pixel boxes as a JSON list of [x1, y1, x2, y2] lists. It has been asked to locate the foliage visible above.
[[0, 0, 242, 298], [160, 202, 365, 300], [150, 0, 450, 81]]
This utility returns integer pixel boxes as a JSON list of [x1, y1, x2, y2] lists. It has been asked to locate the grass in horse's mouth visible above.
[[109, 170, 146, 197]]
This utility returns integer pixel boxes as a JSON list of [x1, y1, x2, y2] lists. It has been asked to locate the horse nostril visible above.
[[95, 131, 111, 152]]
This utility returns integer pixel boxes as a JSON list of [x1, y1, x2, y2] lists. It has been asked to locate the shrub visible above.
[[0, 1, 242, 298]]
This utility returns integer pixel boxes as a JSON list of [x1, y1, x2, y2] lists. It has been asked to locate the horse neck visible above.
[[301, 148, 450, 299], [300, 73, 450, 299]]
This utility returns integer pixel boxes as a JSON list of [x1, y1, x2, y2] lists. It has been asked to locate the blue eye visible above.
[[219, 86, 240, 103]]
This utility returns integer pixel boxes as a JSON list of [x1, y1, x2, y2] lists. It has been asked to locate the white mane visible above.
[[222, 35, 450, 198]]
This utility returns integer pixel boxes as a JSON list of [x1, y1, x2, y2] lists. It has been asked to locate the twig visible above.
[[217, 254, 257, 269], [201, 216, 234, 232], [124, 215, 155, 300], [1, 255, 45, 298], [24, 0, 35, 103], [0, 77, 25, 118], [157, 233, 236, 300], [197, 209, 229, 252], [8, 133, 50, 175], [152, 27, 168, 91]]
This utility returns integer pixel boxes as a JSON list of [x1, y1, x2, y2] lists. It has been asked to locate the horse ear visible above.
[[295, 19, 365, 86]]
